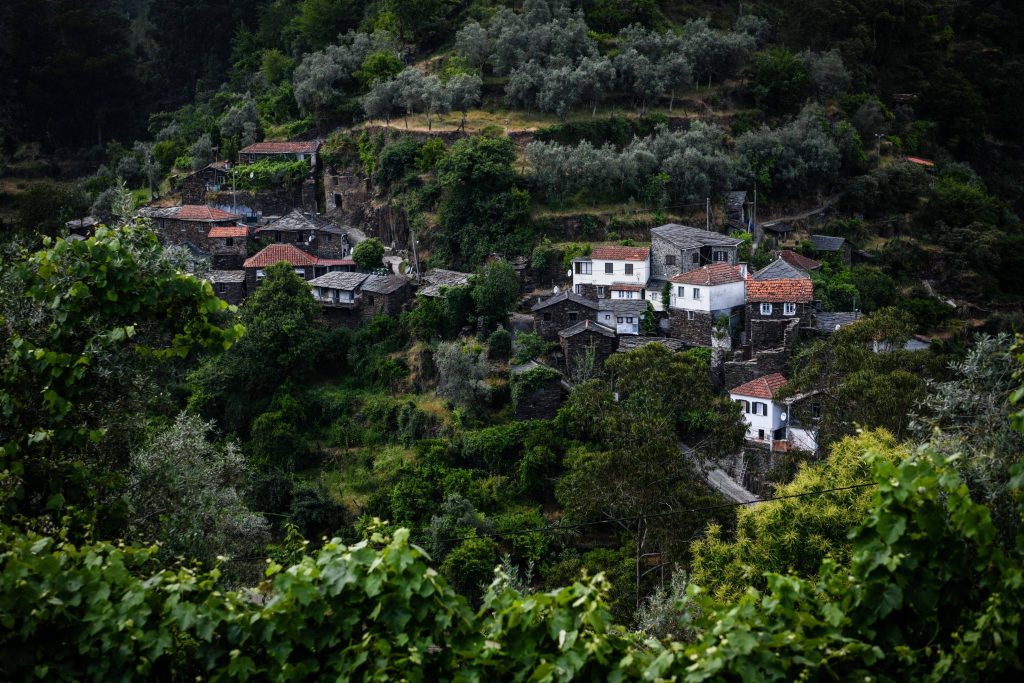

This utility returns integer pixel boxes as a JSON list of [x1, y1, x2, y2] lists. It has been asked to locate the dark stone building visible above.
[[141, 205, 242, 252], [510, 361, 565, 421], [810, 234, 852, 266], [359, 274, 413, 321], [558, 320, 617, 379], [238, 140, 321, 170], [255, 209, 353, 259], [206, 270, 247, 305], [179, 161, 231, 204], [531, 292, 599, 341], [744, 259, 814, 353], [207, 224, 250, 269], [418, 269, 472, 298], [650, 223, 742, 281]]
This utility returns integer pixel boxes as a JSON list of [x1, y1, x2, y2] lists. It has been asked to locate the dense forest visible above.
[[2, 0, 1024, 679]]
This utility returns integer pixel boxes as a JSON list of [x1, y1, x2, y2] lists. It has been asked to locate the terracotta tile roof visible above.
[[240, 140, 321, 155], [243, 243, 319, 268], [315, 257, 355, 267], [776, 250, 821, 271], [746, 277, 814, 303], [671, 263, 744, 286], [174, 205, 241, 221], [610, 283, 644, 292], [207, 225, 250, 238], [729, 373, 788, 399], [591, 246, 650, 261], [905, 156, 934, 167]]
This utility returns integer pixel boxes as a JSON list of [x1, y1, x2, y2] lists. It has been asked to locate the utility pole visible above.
[[706, 197, 711, 230]]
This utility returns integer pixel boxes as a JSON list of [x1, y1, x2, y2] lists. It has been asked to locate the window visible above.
[[692, 253, 699, 264], [665, 255, 676, 266], [687, 311, 695, 320], [225, 237, 234, 247], [596, 286, 606, 298], [738, 399, 750, 413], [575, 261, 592, 275], [575, 284, 582, 294], [543, 313, 552, 322], [760, 303, 773, 315], [753, 402, 768, 416], [365, 295, 375, 305], [617, 317, 624, 324], [256, 269, 266, 280], [326, 233, 333, 241], [626, 317, 634, 324], [677, 286, 685, 297], [275, 231, 282, 242], [568, 311, 578, 322], [624, 263, 633, 275], [692, 288, 701, 300], [811, 402, 822, 418], [784, 302, 797, 315], [217, 283, 227, 294], [758, 429, 765, 440], [605, 314, 612, 321], [605, 262, 614, 274], [712, 250, 727, 262]]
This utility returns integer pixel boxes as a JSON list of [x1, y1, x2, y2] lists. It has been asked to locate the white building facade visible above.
[[572, 246, 650, 299], [728, 373, 789, 446]]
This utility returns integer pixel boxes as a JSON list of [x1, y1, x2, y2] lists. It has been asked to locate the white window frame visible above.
[[576, 262, 592, 275], [617, 317, 624, 324], [760, 303, 773, 315], [596, 286, 606, 298], [692, 287, 701, 300], [677, 286, 685, 297], [687, 310, 695, 320], [713, 250, 728, 262], [784, 302, 797, 315]]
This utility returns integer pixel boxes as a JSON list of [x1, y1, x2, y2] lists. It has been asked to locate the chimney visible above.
[[738, 262, 748, 278]]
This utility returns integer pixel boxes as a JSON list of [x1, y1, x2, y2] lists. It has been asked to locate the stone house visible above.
[[774, 249, 821, 273], [142, 205, 242, 252], [418, 269, 472, 298], [238, 140, 321, 171], [359, 274, 413, 321], [724, 190, 751, 232], [571, 245, 651, 301], [510, 360, 565, 421], [810, 234, 852, 265], [180, 161, 231, 204], [206, 224, 250, 269], [596, 299, 646, 335], [531, 292, 599, 341], [254, 209, 353, 259], [205, 270, 247, 305], [650, 223, 742, 282], [728, 372, 788, 449], [242, 243, 353, 292], [744, 259, 814, 352], [308, 271, 369, 327], [667, 263, 747, 347], [558, 320, 617, 379]]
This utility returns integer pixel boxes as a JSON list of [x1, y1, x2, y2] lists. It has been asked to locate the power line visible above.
[[422, 482, 876, 546]]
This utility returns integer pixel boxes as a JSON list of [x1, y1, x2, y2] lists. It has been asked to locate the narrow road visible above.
[[679, 442, 759, 505]]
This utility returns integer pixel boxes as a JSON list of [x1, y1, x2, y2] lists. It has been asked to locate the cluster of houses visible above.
[[530, 222, 860, 455]]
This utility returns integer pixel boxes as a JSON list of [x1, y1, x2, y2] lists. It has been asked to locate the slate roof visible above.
[[597, 299, 648, 317], [670, 263, 745, 286], [752, 259, 809, 281], [812, 311, 861, 333], [651, 224, 742, 249], [762, 221, 795, 234], [616, 336, 687, 353], [729, 373, 788, 399], [776, 250, 821, 271], [256, 209, 345, 235], [559, 319, 616, 339], [207, 225, 250, 238], [590, 246, 650, 261], [243, 243, 319, 268], [746, 278, 814, 303], [206, 270, 246, 283], [725, 191, 747, 212], [361, 274, 410, 295], [531, 291, 599, 312], [308, 272, 368, 290], [240, 140, 321, 155], [810, 234, 847, 252], [419, 268, 472, 297]]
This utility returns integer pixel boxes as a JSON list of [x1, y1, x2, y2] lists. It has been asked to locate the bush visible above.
[[440, 536, 499, 603], [512, 331, 554, 365], [290, 486, 351, 544], [487, 328, 513, 360]]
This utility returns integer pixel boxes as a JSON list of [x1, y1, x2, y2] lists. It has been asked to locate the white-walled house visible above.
[[572, 246, 650, 299], [666, 263, 746, 346], [729, 373, 788, 448]]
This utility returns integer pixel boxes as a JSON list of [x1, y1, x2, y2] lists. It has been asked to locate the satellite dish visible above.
[[780, 412, 788, 421], [552, 285, 560, 294], [566, 269, 572, 278]]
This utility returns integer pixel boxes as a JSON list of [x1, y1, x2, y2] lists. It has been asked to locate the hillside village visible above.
[[2, 0, 1024, 679]]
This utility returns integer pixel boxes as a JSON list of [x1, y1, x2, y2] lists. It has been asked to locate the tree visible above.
[[0, 222, 242, 529], [189, 133, 215, 171], [352, 237, 385, 270], [420, 74, 450, 131], [262, 49, 294, 85], [127, 412, 269, 572], [219, 97, 262, 161], [445, 73, 482, 132], [614, 48, 661, 116], [393, 67, 427, 128], [363, 77, 401, 126], [434, 341, 488, 411], [294, 0, 362, 50], [471, 259, 520, 327], [358, 50, 403, 89], [641, 301, 658, 335], [797, 49, 850, 100], [748, 48, 809, 113], [454, 21, 490, 69]]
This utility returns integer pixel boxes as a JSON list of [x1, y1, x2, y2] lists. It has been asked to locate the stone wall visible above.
[[211, 279, 247, 306], [745, 304, 809, 352], [207, 181, 316, 217], [667, 309, 714, 346], [723, 347, 791, 390], [360, 285, 413, 322], [560, 331, 617, 378], [515, 380, 564, 421], [534, 300, 596, 341]]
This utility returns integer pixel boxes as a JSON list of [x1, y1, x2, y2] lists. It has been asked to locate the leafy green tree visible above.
[[293, 0, 362, 50], [441, 536, 500, 603], [471, 259, 520, 327], [641, 301, 658, 335], [0, 223, 242, 528], [434, 341, 488, 411], [261, 49, 295, 85], [358, 50, 403, 89], [352, 237, 385, 271], [748, 48, 809, 113]]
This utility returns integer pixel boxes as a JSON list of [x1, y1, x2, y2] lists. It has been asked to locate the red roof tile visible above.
[[207, 225, 250, 238], [611, 283, 644, 292], [591, 246, 650, 261], [174, 205, 241, 221], [746, 277, 814, 303], [729, 373, 788, 399], [671, 263, 744, 286], [243, 243, 319, 268], [315, 257, 355, 266], [776, 250, 821, 271], [240, 141, 321, 155], [905, 156, 934, 167]]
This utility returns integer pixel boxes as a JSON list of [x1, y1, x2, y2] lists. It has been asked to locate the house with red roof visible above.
[[238, 140, 322, 170], [141, 204, 242, 252], [728, 373, 789, 447], [207, 224, 251, 269], [242, 243, 355, 294], [667, 263, 747, 347], [570, 245, 651, 303], [745, 258, 815, 352]]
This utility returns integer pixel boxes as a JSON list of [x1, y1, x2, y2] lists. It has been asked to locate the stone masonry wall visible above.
[[667, 309, 714, 346], [561, 331, 617, 378], [534, 300, 596, 341]]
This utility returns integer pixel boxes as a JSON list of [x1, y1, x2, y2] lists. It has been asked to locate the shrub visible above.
[[487, 328, 513, 360]]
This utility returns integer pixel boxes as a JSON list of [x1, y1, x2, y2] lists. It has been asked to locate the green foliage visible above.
[[375, 137, 423, 187], [15, 182, 90, 237], [358, 50, 404, 89], [232, 158, 309, 191], [748, 48, 809, 113], [640, 301, 658, 335], [441, 536, 500, 603], [510, 366, 562, 409], [352, 237, 385, 271], [416, 138, 448, 172], [512, 331, 554, 365], [471, 259, 520, 327], [486, 328, 512, 361]]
